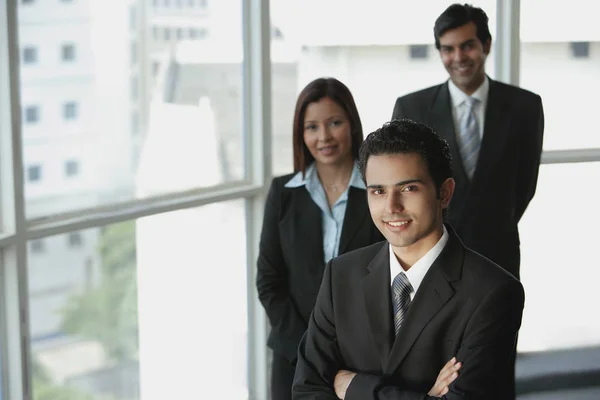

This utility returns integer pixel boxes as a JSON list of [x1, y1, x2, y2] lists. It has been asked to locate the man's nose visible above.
[[454, 48, 467, 62], [385, 191, 404, 214]]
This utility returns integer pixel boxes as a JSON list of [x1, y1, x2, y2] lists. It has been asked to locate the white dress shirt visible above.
[[389, 225, 449, 300], [448, 77, 489, 140]]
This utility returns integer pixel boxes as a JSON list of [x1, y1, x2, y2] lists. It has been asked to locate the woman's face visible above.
[[303, 97, 353, 167]]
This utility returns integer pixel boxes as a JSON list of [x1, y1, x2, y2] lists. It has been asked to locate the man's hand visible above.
[[334, 370, 357, 399], [428, 357, 462, 397]]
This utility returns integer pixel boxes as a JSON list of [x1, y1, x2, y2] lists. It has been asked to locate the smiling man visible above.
[[392, 4, 544, 280], [292, 119, 525, 399]]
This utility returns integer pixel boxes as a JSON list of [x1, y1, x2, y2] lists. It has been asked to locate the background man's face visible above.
[[438, 22, 490, 95]]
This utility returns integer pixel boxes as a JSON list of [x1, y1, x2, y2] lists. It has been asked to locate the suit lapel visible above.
[[362, 244, 394, 369], [338, 187, 369, 254], [287, 187, 324, 269], [430, 82, 469, 183], [385, 228, 463, 374], [470, 79, 512, 185]]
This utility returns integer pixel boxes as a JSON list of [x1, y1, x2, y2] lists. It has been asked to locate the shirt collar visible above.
[[284, 161, 365, 190], [448, 75, 489, 109], [389, 225, 449, 296]]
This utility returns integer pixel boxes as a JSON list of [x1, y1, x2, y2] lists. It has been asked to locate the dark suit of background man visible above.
[[292, 119, 525, 400], [392, 3, 544, 279]]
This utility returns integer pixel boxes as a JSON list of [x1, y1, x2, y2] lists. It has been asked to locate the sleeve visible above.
[[344, 280, 525, 400], [292, 260, 343, 399], [515, 95, 544, 221], [256, 179, 310, 363]]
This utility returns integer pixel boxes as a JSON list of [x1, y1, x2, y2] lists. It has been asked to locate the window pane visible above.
[[28, 199, 248, 399], [18, 1, 245, 219], [520, 1, 600, 150], [518, 162, 600, 352], [270, 0, 496, 175]]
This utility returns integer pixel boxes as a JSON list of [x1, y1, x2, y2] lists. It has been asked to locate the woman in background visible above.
[[256, 77, 384, 400]]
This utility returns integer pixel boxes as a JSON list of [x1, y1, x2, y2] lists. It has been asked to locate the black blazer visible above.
[[293, 226, 525, 400], [392, 79, 544, 278], [256, 173, 384, 363]]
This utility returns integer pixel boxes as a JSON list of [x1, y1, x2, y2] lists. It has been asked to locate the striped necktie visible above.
[[458, 96, 481, 179], [392, 272, 413, 336]]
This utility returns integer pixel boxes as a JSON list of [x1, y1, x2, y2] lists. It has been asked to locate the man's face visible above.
[[365, 153, 454, 260], [439, 22, 490, 95]]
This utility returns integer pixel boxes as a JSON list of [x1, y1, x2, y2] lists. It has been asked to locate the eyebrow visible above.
[[367, 179, 424, 189], [441, 38, 476, 49], [304, 115, 345, 123]]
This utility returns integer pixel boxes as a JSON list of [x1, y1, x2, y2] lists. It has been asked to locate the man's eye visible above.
[[402, 185, 417, 192]]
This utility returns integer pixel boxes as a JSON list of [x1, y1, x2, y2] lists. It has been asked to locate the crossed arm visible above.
[[334, 358, 461, 399]]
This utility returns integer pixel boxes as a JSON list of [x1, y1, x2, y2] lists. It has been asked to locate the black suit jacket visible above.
[[256, 173, 384, 362], [292, 226, 524, 400], [392, 79, 544, 278]]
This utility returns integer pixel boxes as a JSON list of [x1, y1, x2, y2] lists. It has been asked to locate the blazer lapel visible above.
[[286, 187, 324, 269], [385, 228, 463, 374], [338, 187, 369, 254], [470, 78, 512, 185], [362, 244, 394, 370], [430, 82, 469, 184]]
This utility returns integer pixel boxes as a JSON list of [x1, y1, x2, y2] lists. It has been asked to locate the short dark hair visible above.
[[434, 3, 492, 50], [358, 119, 452, 198], [292, 78, 363, 174]]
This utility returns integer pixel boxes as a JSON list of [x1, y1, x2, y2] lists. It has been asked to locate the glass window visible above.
[[24, 105, 40, 123], [518, 162, 600, 352], [64, 160, 80, 177], [129, 6, 137, 31], [22, 47, 38, 64], [269, 0, 497, 176], [27, 165, 42, 182], [131, 41, 138, 65], [30, 239, 46, 254], [17, 0, 249, 219], [570, 42, 590, 58], [520, 1, 599, 150], [132, 111, 140, 135], [61, 44, 76, 62], [409, 44, 429, 60], [15, 0, 246, 219], [28, 200, 248, 400], [63, 102, 78, 120], [68, 232, 83, 248]]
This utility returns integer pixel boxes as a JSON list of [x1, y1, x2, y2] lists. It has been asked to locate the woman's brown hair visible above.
[[292, 78, 363, 174]]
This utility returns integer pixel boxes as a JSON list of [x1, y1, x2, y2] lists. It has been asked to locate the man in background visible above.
[[392, 3, 544, 279]]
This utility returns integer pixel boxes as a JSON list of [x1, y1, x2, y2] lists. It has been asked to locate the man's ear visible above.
[[440, 178, 455, 209], [483, 39, 492, 55]]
